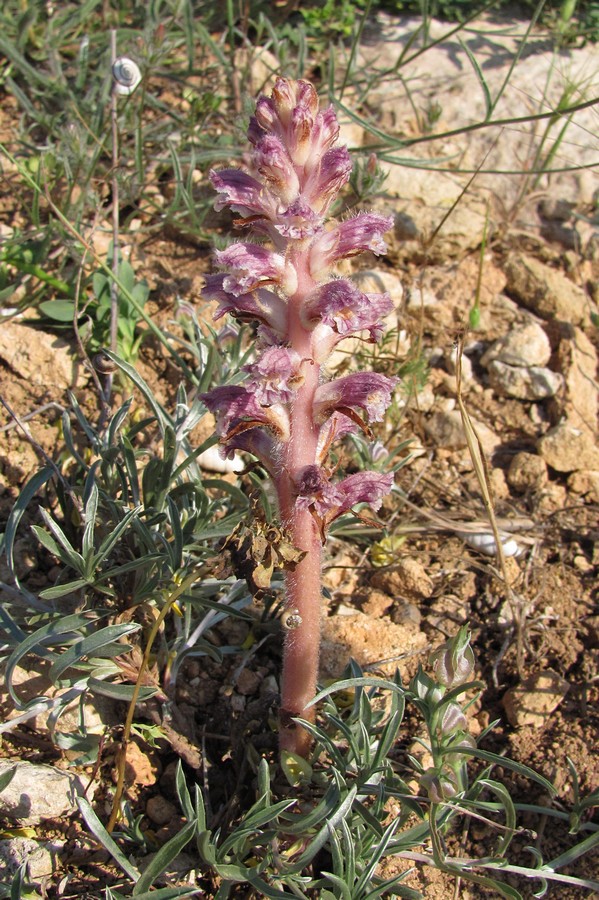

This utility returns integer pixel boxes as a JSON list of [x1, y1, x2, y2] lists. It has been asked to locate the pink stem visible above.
[[278, 247, 322, 757]]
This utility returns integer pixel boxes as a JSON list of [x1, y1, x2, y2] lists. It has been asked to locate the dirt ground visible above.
[[0, 9, 598, 898]]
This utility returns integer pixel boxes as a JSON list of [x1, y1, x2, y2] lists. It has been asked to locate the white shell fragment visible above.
[[112, 57, 142, 95], [460, 532, 521, 557], [198, 444, 244, 474]]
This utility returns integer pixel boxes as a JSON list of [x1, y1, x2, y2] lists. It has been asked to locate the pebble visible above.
[[505, 254, 588, 325], [486, 360, 563, 400], [550, 324, 598, 435], [537, 423, 599, 473], [370, 557, 434, 600], [481, 321, 551, 368], [0, 837, 56, 883], [146, 795, 176, 826], [503, 670, 570, 728], [0, 761, 89, 825], [425, 410, 500, 454], [507, 452, 548, 492]]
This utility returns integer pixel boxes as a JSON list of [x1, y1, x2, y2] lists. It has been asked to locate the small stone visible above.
[[0, 838, 55, 882], [538, 198, 574, 222], [508, 452, 548, 492], [146, 795, 176, 826], [481, 322, 551, 368], [234, 667, 262, 696], [567, 470, 599, 502], [391, 601, 422, 628], [537, 423, 599, 473], [487, 360, 563, 400], [425, 410, 500, 455], [0, 761, 89, 825], [503, 670, 570, 728], [0, 322, 80, 391], [370, 558, 434, 600], [505, 254, 588, 324], [550, 324, 598, 435], [359, 589, 394, 617], [123, 742, 160, 787]]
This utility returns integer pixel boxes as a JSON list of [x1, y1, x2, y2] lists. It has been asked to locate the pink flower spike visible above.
[[310, 213, 394, 279], [215, 242, 289, 295], [314, 372, 398, 424], [244, 347, 303, 405]]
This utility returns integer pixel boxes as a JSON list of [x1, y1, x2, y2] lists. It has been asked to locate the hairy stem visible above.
[[278, 247, 322, 756]]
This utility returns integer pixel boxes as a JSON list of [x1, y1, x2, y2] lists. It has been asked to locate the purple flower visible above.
[[209, 169, 269, 220], [304, 278, 394, 349], [309, 213, 394, 280], [272, 200, 322, 241], [202, 274, 287, 337], [314, 372, 397, 424], [201, 385, 290, 442], [253, 134, 300, 204], [296, 465, 394, 528], [303, 146, 353, 216], [215, 242, 296, 296], [244, 347, 303, 405]]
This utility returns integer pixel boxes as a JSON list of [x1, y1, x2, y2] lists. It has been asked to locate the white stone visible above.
[[487, 361, 563, 400], [0, 761, 89, 825], [481, 322, 551, 368]]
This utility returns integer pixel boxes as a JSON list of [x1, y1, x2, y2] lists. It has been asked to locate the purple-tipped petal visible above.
[[272, 200, 323, 240], [209, 168, 265, 216], [244, 347, 303, 405], [304, 146, 352, 215], [215, 242, 289, 295], [295, 465, 394, 525], [303, 279, 394, 358], [254, 135, 300, 203], [202, 274, 287, 336], [314, 372, 397, 424], [310, 213, 394, 279], [201, 385, 290, 442]]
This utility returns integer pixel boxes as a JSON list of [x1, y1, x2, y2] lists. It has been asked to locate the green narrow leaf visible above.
[[458, 37, 492, 119], [0, 765, 17, 794], [175, 760, 194, 822], [82, 481, 99, 562], [103, 350, 172, 435], [5, 613, 99, 706], [91, 506, 141, 569], [38, 507, 84, 572], [86, 679, 158, 702], [463, 748, 556, 796], [39, 578, 88, 599], [48, 623, 141, 683], [132, 821, 196, 895], [5, 467, 54, 577], [78, 797, 140, 882]]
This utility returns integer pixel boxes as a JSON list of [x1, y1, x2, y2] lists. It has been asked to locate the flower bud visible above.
[[440, 702, 468, 735], [420, 768, 459, 803], [430, 626, 475, 689]]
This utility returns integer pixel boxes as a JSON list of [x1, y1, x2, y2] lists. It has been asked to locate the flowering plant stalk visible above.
[[202, 78, 396, 757]]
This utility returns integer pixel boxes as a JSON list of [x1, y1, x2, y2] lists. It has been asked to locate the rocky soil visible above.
[[0, 9, 598, 898]]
